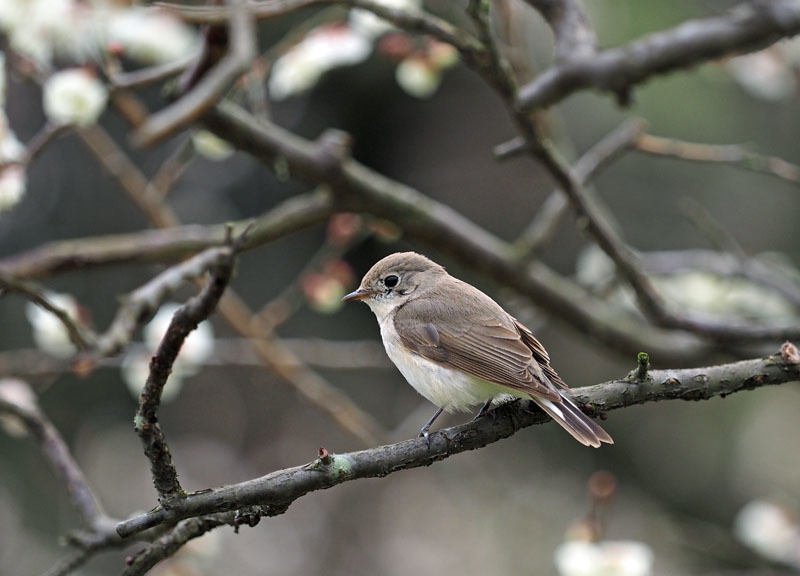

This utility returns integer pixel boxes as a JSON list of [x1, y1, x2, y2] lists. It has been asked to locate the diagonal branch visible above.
[[517, 0, 800, 111], [523, 0, 596, 61], [116, 350, 800, 538], [134, 235, 241, 506], [133, 0, 257, 147]]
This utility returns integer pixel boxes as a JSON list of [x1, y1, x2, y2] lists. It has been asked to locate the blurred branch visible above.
[[634, 133, 800, 187], [0, 339, 391, 379], [116, 349, 800, 538], [0, 272, 95, 351], [110, 53, 197, 90], [523, 0, 596, 61], [135, 231, 243, 506], [512, 118, 645, 256], [517, 0, 800, 111], [133, 0, 257, 147], [0, 380, 117, 535], [0, 189, 333, 279]]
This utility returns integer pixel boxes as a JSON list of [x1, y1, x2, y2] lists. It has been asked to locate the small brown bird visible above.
[[343, 252, 613, 447]]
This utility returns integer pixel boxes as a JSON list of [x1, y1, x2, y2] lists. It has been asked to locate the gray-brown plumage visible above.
[[343, 252, 613, 447]]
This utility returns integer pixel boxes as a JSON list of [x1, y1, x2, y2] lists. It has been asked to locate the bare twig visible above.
[[110, 53, 198, 90], [0, 272, 95, 351], [133, 0, 257, 147], [135, 234, 241, 506], [116, 350, 800, 537], [512, 118, 645, 255], [0, 380, 116, 534], [121, 511, 252, 576], [634, 133, 800, 187], [92, 245, 243, 360], [517, 0, 800, 111]]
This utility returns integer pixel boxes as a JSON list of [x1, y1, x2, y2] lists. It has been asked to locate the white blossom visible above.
[[395, 56, 440, 98], [0, 0, 106, 68], [43, 68, 108, 127], [349, 0, 420, 39], [108, 8, 198, 65], [735, 500, 800, 568], [554, 541, 654, 576], [24, 291, 80, 358], [269, 25, 372, 101], [0, 165, 26, 213]]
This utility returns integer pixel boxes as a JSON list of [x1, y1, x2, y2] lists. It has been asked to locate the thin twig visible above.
[[135, 236, 241, 506], [110, 53, 198, 90], [116, 350, 800, 538], [0, 272, 95, 351], [92, 246, 244, 360], [634, 133, 800, 187], [512, 118, 645, 255], [132, 0, 257, 147], [0, 380, 115, 533]]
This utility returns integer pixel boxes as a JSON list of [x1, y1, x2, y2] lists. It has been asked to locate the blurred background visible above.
[[1, 0, 800, 574]]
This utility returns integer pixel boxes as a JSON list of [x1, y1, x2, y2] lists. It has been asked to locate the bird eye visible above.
[[384, 274, 399, 288]]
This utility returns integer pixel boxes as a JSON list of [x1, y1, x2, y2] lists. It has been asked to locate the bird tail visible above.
[[532, 393, 613, 448]]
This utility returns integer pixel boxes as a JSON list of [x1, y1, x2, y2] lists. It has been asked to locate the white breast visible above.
[[377, 313, 520, 413]]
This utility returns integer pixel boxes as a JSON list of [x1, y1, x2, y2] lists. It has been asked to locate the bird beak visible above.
[[342, 289, 373, 302]]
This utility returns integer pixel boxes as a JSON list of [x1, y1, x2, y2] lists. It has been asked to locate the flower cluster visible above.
[[268, 0, 459, 101], [0, 0, 199, 214]]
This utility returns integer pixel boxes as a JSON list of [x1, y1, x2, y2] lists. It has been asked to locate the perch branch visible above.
[[116, 350, 800, 537]]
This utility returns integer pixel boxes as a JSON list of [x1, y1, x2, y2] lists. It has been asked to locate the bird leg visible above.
[[418, 406, 444, 447], [473, 399, 495, 421]]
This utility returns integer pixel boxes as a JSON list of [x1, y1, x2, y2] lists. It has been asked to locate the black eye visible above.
[[384, 274, 399, 288]]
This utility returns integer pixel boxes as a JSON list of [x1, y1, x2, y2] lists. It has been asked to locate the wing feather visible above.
[[393, 280, 560, 401]]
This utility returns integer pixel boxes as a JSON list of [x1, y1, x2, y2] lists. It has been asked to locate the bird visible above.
[[342, 252, 613, 448]]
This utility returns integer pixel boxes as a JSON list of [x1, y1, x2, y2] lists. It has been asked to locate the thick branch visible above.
[[117, 351, 800, 538], [517, 0, 800, 111]]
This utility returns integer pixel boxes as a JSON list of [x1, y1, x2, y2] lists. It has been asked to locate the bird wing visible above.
[[392, 280, 561, 401]]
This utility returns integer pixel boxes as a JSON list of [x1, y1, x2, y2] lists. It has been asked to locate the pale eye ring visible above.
[[384, 274, 399, 288]]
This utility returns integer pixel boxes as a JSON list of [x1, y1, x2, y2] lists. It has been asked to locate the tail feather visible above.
[[532, 393, 613, 448]]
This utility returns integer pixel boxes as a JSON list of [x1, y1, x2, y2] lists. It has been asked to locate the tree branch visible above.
[[116, 350, 800, 538], [134, 235, 241, 506], [517, 0, 800, 111], [0, 188, 333, 279]]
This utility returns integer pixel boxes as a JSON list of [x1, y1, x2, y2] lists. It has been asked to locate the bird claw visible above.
[[418, 427, 432, 449]]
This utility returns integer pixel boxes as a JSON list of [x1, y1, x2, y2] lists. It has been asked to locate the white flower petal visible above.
[[43, 68, 108, 127]]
